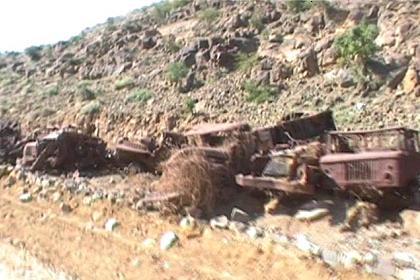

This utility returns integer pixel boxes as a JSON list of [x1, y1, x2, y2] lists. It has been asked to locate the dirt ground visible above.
[[0, 178, 379, 280]]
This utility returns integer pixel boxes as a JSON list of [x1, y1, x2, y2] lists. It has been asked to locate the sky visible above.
[[0, 0, 158, 52]]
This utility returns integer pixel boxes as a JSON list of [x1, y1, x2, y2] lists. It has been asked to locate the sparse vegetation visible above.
[[244, 81, 278, 104], [199, 8, 220, 25], [250, 10, 264, 32], [185, 97, 196, 114], [24, 46, 43, 61], [115, 77, 135, 90], [78, 85, 96, 101], [334, 23, 379, 66], [164, 38, 182, 53], [235, 53, 259, 73], [286, 0, 313, 13], [126, 89, 153, 104], [166, 62, 189, 83], [81, 101, 101, 115], [151, 0, 190, 22], [45, 85, 59, 97]]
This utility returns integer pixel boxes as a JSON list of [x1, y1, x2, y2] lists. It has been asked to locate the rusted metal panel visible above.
[[235, 174, 315, 195], [185, 122, 251, 137], [320, 127, 420, 190]]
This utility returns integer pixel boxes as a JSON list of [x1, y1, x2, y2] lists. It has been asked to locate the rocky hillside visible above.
[[0, 0, 419, 143]]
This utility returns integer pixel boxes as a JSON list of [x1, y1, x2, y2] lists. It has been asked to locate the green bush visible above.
[[45, 85, 59, 97], [199, 8, 220, 24], [78, 86, 96, 101], [81, 101, 101, 115], [334, 23, 379, 65], [24, 46, 43, 61], [185, 97, 196, 114], [166, 62, 189, 83], [286, 0, 313, 12], [250, 10, 264, 32], [126, 89, 153, 104], [235, 53, 259, 73], [115, 77, 135, 90], [244, 81, 278, 104]]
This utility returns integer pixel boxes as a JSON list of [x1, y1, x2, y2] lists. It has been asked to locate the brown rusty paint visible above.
[[320, 127, 420, 190], [22, 128, 107, 171]]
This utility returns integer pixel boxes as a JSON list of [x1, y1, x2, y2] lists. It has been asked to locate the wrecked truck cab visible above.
[[235, 111, 336, 196], [320, 127, 420, 197]]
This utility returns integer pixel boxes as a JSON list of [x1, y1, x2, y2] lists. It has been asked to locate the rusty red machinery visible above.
[[21, 127, 107, 171], [320, 127, 420, 203], [235, 110, 336, 196]]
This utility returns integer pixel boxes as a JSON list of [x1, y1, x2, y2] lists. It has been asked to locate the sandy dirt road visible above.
[[0, 183, 376, 280]]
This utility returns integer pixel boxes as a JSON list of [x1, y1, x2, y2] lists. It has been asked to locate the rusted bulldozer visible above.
[[21, 127, 107, 171], [0, 120, 27, 164]]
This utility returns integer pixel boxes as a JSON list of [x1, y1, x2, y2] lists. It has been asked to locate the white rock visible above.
[[393, 252, 416, 268], [210, 215, 229, 229], [142, 238, 156, 248], [295, 234, 322, 256], [179, 216, 197, 231], [19, 193, 32, 203], [51, 191, 62, 203], [322, 249, 340, 268], [228, 221, 247, 234], [295, 208, 329, 222], [271, 234, 290, 246], [341, 250, 362, 269], [160, 231, 178, 250], [396, 268, 420, 280], [246, 226, 263, 239], [363, 252, 378, 265], [105, 218, 119, 231]]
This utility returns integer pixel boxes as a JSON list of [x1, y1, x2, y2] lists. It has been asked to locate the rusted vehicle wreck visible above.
[[21, 127, 107, 171], [320, 127, 420, 204], [235, 110, 336, 196]]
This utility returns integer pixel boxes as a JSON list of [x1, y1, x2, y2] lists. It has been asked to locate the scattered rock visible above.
[[19, 193, 32, 203], [295, 234, 321, 256], [51, 191, 62, 203], [322, 249, 341, 268], [393, 252, 416, 268], [228, 221, 247, 234], [160, 231, 179, 250], [210, 215, 229, 229], [396, 268, 420, 280], [105, 218, 119, 232], [246, 226, 263, 239], [400, 210, 420, 236], [230, 207, 251, 223], [341, 250, 362, 269], [295, 208, 329, 222], [363, 252, 378, 266]]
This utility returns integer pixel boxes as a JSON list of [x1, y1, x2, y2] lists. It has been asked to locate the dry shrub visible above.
[[158, 147, 232, 216]]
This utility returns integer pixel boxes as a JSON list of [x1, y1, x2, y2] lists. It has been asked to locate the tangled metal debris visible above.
[[21, 127, 107, 171]]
